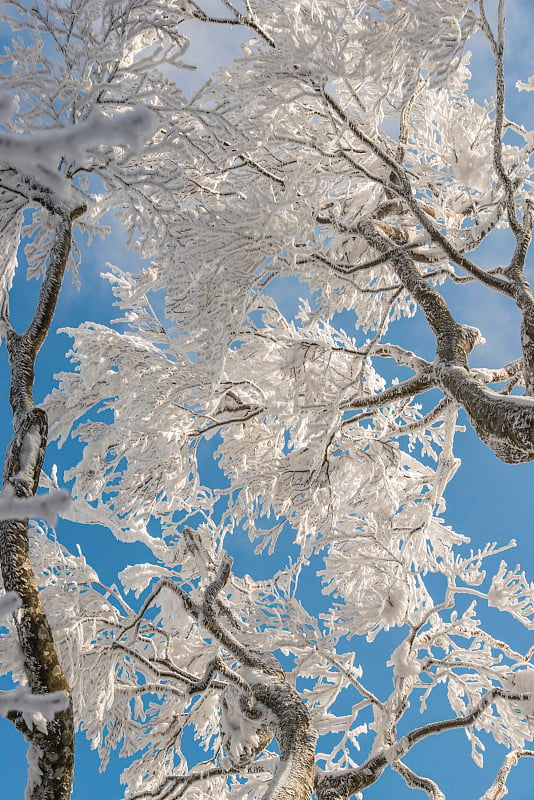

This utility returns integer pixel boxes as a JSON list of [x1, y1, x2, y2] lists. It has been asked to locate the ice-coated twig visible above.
[[0, 686, 68, 722], [0, 486, 70, 525]]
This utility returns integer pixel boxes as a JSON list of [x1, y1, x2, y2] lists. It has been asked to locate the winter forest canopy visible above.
[[2, 0, 534, 798]]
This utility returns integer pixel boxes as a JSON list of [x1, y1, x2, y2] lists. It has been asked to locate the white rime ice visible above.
[[0, 487, 71, 526]]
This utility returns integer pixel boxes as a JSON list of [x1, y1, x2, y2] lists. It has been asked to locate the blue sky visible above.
[[1, 3, 534, 799]]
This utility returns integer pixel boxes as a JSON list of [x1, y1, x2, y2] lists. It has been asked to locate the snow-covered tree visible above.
[[1, 1, 534, 798]]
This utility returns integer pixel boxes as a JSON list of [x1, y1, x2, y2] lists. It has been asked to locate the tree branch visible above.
[[393, 759, 445, 800], [0, 194, 85, 798], [480, 749, 534, 800], [341, 368, 436, 412], [358, 220, 534, 462]]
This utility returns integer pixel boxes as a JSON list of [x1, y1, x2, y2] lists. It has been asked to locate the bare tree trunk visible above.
[[0, 200, 84, 799]]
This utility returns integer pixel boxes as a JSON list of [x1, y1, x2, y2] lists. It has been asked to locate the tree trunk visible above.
[[0, 202, 83, 798]]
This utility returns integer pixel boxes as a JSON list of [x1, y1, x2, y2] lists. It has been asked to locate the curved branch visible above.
[[24, 204, 85, 355], [393, 760, 445, 800], [199, 558, 282, 677], [112, 641, 226, 690], [322, 89, 512, 294], [316, 688, 529, 800], [387, 397, 452, 439], [396, 688, 524, 754], [132, 760, 272, 800], [197, 560, 317, 800]]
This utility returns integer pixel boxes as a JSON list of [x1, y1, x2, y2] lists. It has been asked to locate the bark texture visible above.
[[0, 412, 74, 800], [0, 201, 83, 799], [197, 559, 317, 800]]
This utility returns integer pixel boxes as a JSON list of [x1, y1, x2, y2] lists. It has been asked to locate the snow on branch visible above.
[[488, 561, 534, 628], [0, 486, 71, 526], [0, 685, 69, 729], [3, 0, 534, 797], [0, 589, 21, 619], [480, 749, 534, 800], [0, 101, 153, 201]]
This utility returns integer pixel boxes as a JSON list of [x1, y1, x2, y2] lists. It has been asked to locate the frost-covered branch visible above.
[[342, 368, 437, 412], [0, 106, 152, 202], [0, 486, 70, 525], [358, 220, 534, 462], [0, 686, 69, 724], [2, 1, 534, 798], [315, 688, 533, 800], [392, 760, 445, 800], [480, 749, 534, 800]]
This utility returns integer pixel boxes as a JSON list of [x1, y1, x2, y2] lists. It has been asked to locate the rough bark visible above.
[[251, 677, 317, 800], [0, 201, 84, 799], [314, 753, 387, 800], [0, 414, 74, 800], [194, 559, 317, 800]]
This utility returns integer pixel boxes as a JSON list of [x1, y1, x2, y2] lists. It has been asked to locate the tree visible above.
[[1, 1, 534, 798]]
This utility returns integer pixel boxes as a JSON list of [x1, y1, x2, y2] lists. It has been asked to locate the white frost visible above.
[[0, 107, 153, 201], [388, 641, 421, 679], [0, 486, 71, 525]]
